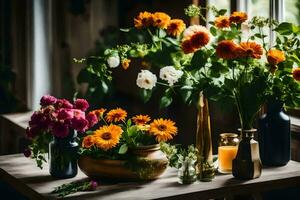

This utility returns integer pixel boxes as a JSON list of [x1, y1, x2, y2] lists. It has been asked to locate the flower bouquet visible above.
[[78, 107, 178, 180], [24, 95, 98, 178]]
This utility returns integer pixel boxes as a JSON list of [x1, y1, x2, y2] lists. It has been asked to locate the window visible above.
[[284, 0, 300, 24], [248, 0, 270, 18]]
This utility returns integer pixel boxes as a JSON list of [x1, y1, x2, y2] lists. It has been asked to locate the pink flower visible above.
[[51, 121, 70, 138], [40, 95, 57, 107], [29, 111, 49, 129], [55, 99, 73, 109], [86, 112, 98, 127], [26, 126, 40, 138], [74, 99, 89, 111], [57, 108, 74, 120], [73, 109, 85, 118], [23, 148, 32, 157], [89, 180, 98, 190], [71, 117, 88, 132]]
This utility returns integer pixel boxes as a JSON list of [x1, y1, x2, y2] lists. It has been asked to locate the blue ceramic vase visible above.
[[258, 101, 290, 166], [49, 130, 79, 178]]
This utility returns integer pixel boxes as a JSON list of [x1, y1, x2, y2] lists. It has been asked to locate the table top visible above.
[[1, 154, 300, 200]]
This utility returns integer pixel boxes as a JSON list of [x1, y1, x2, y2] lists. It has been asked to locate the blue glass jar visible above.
[[258, 101, 290, 166], [49, 130, 79, 178]]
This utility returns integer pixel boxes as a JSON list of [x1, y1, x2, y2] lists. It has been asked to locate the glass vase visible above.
[[258, 101, 290, 166], [178, 159, 197, 184], [49, 130, 78, 179], [232, 129, 262, 179]]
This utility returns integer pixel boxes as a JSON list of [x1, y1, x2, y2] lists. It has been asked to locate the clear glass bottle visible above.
[[218, 133, 239, 174], [178, 159, 197, 184]]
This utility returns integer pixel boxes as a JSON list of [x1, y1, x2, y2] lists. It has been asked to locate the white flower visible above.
[[107, 55, 120, 68], [136, 70, 157, 90], [159, 66, 183, 86], [183, 25, 210, 39]]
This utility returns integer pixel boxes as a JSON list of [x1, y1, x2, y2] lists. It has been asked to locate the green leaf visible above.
[[118, 144, 128, 154], [120, 28, 130, 32], [127, 119, 132, 127], [101, 81, 109, 94], [140, 89, 152, 103], [210, 26, 217, 36], [190, 51, 207, 70], [158, 29, 167, 38], [160, 95, 173, 109], [127, 126, 138, 137], [274, 22, 294, 35], [218, 9, 227, 16]]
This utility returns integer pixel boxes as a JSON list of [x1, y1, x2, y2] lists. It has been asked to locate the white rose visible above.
[[159, 66, 183, 86], [136, 70, 157, 90], [107, 55, 120, 68]]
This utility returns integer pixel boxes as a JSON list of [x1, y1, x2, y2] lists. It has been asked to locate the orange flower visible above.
[[181, 39, 195, 54], [216, 40, 239, 59], [106, 108, 127, 123], [292, 68, 300, 82], [132, 115, 151, 125], [90, 108, 106, 118], [267, 49, 286, 65], [153, 12, 171, 29], [230, 12, 248, 24], [214, 16, 230, 28], [238, 41, 263, 59], [94, 125, 123, 151], [167, 19, 186, 37], [82, 135, 95, 148], [190, 31, 211, 49], [149, 119, 177, 142], [121, 59, 131, 70], [134, 11, 153, 29]]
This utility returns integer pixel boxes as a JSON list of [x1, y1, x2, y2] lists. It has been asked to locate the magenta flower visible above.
[[29, 111, 49, 129], [89, 180, 98, 190], [74, 99, 89, 111], [57, 108, 74, 120], [26, 126, 40, 138], [71, 117, 88, 132], [86, 112, 98, 127], [55, 99, 73, 109], [23, 148, 32, 157], [40, 95, 57, 107], [73, 109, 85, 118], [51, 121, 70, 138]]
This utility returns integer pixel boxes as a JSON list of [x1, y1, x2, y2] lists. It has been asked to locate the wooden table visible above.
[[0, 154, 300, 200]]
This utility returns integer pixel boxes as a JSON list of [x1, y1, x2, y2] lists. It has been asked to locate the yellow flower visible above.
[[90, 108, 106, 118], [214, 16, 230, 28], [153, 12, 171, 29], [149, 119, 177, 142], [267, 49, 286, 65], [82, 135, 95, 148], [105, 108, 127, 123], [134, 11, 153, 29], [94, 125, 123, 151], [132, 115, 151, 125], [167, 19, 186, 37], [229, 12, 248, 24], [121, 59, 131, 70]]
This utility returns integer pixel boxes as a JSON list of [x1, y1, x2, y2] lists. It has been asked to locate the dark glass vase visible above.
[[258, 101, 290, 166], [49, 130, 79, 179], [232, 129, 262, 179]]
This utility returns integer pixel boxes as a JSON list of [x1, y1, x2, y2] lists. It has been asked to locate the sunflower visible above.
[[153, 12, 171, 29], [134, 11, 153, 29], [229, 12, 248, 24], [292, 68, 300, 82], [82, 135, 95, 148], [267, 49, 286, 65], [238, 41, 263, 59], [214, 16, 230, 28], [149, 119, 177, 142], [90, 108, 106, 118], [132, 115, 151, 125], [167, 19, 186, 37], [121, 58, 131, 70], [181, 39, 195, 54], [216, 40, 238, 59], [106, 108, 127, 123], [94, 125, 123, 151]]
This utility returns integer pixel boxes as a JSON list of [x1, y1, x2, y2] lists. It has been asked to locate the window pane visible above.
[[248, 0, 269, 18], [207, 0, 230, 22], [285, 0, 300, 24]]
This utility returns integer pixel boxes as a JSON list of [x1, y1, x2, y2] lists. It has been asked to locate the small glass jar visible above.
[[218, 133, 239, 174], [178, 159, 197, 184]]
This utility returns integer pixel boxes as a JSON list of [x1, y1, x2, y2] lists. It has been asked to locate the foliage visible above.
[[52, 180, 97, 197]]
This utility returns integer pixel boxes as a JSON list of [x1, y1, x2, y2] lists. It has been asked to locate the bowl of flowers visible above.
[[78, 108, 178, 180]]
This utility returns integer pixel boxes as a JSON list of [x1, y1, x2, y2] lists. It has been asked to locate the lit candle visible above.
[[218, 133, 239, 174]]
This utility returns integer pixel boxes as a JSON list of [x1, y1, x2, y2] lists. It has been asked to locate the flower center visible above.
[[102, 132, 112, 140], [158, 124, 167, 131], [144, 79, 150, 84]]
